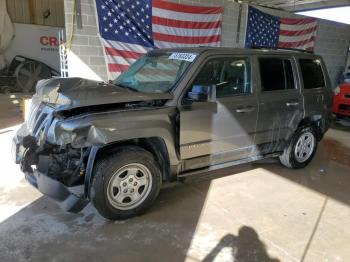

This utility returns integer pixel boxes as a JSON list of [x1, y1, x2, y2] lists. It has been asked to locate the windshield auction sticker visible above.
[[168, 53, 197, 62]]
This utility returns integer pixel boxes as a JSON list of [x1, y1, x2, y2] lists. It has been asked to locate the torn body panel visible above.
[[12, 77, 178, 213], [48, 106, 179, 165], [35, 77, 174, 110]]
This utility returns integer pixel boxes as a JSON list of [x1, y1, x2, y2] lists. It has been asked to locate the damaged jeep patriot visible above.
[[13, 48, 333, 220]]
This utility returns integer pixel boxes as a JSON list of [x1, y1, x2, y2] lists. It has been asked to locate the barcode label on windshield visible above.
[[168, 53, 197, 62]]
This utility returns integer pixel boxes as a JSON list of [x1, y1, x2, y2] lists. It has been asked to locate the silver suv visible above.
[[13, 48, 333, 220]]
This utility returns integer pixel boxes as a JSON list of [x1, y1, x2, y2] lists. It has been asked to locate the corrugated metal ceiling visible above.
[[246, 0, 350, 11]]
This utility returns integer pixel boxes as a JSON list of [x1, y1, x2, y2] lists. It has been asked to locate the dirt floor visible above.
[[0, 94, 350, 262]]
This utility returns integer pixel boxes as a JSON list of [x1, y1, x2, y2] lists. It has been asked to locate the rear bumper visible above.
[[333, 96, 350, 117], [25, 170, 89, 213]]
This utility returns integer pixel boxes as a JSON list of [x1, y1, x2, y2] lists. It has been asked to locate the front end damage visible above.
[[13, 136, 91, 213], [12, 105, 91, 212], [13, 78, 175, 213]]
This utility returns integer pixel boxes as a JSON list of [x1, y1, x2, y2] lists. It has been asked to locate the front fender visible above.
[[48, 107, 179, 165]]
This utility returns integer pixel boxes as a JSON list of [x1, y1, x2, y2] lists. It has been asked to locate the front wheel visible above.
[[279, 126, 318, 169], [90, 146, 161, 220]]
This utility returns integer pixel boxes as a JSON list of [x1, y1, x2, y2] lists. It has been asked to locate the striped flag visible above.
[[245, 6, 317, 51], [96, 0, 223, 79]]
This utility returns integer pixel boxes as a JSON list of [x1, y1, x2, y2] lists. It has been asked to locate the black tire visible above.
[[90, 146, 161, 220], [279, 126, 318, 169]]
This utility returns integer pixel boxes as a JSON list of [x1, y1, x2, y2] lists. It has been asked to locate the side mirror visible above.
[[188, 85, 216, 102]]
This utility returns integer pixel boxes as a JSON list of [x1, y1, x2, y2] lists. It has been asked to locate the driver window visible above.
[[192, 57, 251, 98]]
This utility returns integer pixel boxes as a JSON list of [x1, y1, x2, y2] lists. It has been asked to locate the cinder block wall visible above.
[[343, 46, 350, 74], [63, 0, 350, 87], [253, 4, 350, 87], [315, 21, 350, 86], [64, 0, 108, 80]]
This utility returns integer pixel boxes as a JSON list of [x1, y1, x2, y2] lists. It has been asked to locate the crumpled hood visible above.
[[35, 77, 173, 110]]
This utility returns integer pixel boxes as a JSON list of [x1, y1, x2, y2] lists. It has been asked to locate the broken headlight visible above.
[[42, 90, 71, 106], [36, 80, 71, 106]]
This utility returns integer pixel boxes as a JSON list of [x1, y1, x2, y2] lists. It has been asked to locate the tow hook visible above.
[[20, 148, 38, 173], [22, 135, 37, 149]]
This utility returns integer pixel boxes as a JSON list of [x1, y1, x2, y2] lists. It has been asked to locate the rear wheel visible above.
[[90, 146, 161, 220], [279, 126, 317, 169]]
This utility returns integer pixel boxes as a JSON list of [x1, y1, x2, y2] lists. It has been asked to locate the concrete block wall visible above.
[[63, 0, 350, 87], [346, 54, 350, 73], [315, 21, 350, 86], [254, 5, 350, 87], [64, 0, 108, 80]]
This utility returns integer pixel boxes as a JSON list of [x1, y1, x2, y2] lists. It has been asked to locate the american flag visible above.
[[245, 6, 317, 51], [95, 0, 223, 79]]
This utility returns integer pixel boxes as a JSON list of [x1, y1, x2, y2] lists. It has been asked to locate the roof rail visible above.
[[250, 45, 314, 54]]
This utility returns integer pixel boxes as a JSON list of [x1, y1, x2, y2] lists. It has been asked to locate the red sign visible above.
[[40, 36, 59, 46]]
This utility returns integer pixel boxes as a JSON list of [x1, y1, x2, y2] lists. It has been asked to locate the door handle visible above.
[[286, 102, 299, 107], [236, 106, 255, 113]]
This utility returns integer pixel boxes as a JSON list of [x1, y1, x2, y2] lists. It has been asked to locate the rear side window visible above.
[[259, 58, 295, 91], [299, 59, 325, 89]]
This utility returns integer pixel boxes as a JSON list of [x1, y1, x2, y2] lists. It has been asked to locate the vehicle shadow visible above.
[[0, 161, 281, 262], [332, 117, 350, 132], [258, 135, 350, 206], [0, 163, 267, 262]]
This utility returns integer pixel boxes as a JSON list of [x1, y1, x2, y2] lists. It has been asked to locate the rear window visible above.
[[299, 59, 325, 89], [259, 58, 295, 91]]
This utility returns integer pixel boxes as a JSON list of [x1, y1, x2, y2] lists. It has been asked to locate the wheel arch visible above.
[[84, 137, 175, 198], [297, 115, 326, 141]]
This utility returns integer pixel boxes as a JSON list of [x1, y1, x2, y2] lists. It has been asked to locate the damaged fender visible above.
[[47, 106, 179, 165]]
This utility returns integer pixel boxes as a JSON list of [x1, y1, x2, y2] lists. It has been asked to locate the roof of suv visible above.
[[150, 47, 320, 58]]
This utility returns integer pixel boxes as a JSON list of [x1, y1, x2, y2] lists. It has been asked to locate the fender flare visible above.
[[84, 146, 101, 199], [83, 136, 178, 199]]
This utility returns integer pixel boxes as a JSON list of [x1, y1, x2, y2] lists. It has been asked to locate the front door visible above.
[[179, 56, 258, 170]]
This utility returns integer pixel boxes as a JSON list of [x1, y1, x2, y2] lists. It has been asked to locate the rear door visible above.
[[298, 58, 332, 121], [179, 55, 258, 169], [255, 56, 303, 154]]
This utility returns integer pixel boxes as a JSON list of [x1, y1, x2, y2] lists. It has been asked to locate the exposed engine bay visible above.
[[20, 136, 89, 187]]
